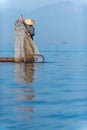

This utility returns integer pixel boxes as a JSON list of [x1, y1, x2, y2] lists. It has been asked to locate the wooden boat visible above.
[[0, 58, 23, 62], [0, 54, 44, 62]]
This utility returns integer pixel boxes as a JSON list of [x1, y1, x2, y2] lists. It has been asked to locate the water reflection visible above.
[[23, 63, 34, 83], [0, 62, 39, 129], [14, 63, 34, 83], [14, 63, 35, 128]]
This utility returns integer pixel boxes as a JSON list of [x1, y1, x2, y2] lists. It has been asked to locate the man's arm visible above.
[[20, 14, 24, 22]]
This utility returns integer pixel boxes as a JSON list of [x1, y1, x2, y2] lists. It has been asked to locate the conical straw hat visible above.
[[25, 19, 35, 25]]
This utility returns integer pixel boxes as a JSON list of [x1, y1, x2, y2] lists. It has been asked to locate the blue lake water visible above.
[[0, 42, 87, 130]]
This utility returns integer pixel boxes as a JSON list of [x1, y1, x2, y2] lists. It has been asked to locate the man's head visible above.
[[25, 19, 35, 25]]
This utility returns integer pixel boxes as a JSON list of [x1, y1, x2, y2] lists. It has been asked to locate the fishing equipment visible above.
[[14, 20, 44, 63], [0, 20, 44, 62]]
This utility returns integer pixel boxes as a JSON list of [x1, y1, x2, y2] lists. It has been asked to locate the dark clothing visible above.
[[25, 24, 35, 39]]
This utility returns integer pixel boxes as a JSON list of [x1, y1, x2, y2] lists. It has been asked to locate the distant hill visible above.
[[0, 1, 85, 47], [30, 1, 85, 44]]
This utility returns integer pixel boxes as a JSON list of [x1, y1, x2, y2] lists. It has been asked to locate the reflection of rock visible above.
[[14, 63, 34, 83]]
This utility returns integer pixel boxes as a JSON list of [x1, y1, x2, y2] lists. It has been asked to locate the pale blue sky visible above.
[[1, 0, 87, 46], [0, 0, 60, 11], [0, 0, 87, 11]]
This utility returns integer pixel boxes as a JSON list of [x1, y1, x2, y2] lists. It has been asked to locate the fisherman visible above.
[[14, 15, 44, 63], [20, 14, 35, 40]]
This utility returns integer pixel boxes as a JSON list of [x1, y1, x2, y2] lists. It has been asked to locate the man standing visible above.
[[20, 14, 35, 40]]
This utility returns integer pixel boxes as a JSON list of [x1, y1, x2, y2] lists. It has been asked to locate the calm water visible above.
[[0, 42, 87, 130]]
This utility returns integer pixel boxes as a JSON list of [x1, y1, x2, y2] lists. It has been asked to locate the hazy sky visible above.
[[0, 0, 61, 11], [1, 0, 87, 45], [0, 0, 87, 11]]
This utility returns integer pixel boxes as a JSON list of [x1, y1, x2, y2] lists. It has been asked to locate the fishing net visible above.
[[14, 20, 44, 62]]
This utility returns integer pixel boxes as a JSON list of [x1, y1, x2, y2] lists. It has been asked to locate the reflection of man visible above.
[[14, 63, 34, 83]]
